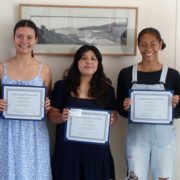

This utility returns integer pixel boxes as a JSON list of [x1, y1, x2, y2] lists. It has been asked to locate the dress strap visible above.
[[159, 65, 168, 84], [132, 64, 138, 83], [2, 63, 7, 75], [38, 63, 44, 75]]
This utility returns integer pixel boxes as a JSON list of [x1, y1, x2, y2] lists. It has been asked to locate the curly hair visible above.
[[63, 44, 111, 107]]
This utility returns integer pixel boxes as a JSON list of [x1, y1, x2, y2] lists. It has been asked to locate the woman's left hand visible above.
[[172, 95, 180, 108], [45, 97, 51, 112], [110, 111, 118, 125]]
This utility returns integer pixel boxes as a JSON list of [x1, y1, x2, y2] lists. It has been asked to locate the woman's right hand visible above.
[[61, 108, 70, 122], [172, 95, 180, 108], [48, 107, 70, 124], [0, 99, 7, 112], [123, 98, 132, 111]]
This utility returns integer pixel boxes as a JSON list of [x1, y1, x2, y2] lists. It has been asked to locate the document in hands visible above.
[[3, 85, 45, 121], [129, 90, 173, 124], [65, 108, 111, 144]]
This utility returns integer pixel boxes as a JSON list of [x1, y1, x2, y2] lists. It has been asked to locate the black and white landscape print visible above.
[[21, 5, 137, 55], [37, 20, 127, 46]]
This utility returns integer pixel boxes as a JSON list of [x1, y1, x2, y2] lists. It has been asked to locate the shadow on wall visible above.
[[110, 115, 128, 179]]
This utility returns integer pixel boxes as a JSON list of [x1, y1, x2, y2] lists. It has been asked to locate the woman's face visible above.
[[138, 33, 162, 61], [78, 50, 99, 77], [14, 27, 37, 56]]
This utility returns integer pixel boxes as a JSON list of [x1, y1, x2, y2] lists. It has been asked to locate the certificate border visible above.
[[2, 84, 46, 121], [128, 90, 173, 124], [65, 108, 111, 145]]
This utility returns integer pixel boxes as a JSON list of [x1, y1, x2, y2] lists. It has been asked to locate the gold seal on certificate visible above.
[[3, 85, 46, 120], [129, 90, 173, 124], [65, 108, 111, 144]]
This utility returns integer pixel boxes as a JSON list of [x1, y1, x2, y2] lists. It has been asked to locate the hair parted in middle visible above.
[[63, 44, 112, 107], [137, 27, 166, 50]]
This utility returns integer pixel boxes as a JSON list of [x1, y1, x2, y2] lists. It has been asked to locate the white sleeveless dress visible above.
[[0, 63, 52, 180]]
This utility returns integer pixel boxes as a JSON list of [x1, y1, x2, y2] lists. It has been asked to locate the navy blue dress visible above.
[[50, 80, 116, 180]]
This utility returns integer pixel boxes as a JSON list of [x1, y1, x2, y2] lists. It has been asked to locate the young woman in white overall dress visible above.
[[116, 27, 180, 180]]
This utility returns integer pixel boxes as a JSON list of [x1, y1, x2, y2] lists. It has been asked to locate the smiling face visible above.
[[138, 33, 162, 62], [13, 27, 37, 56], [78, 50, 99, 77]]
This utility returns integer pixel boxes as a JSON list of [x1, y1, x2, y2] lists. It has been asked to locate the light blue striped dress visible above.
[[0, 63, 52, 180]]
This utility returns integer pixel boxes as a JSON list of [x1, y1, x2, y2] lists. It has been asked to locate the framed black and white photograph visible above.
[[20, 4, 138, 56]]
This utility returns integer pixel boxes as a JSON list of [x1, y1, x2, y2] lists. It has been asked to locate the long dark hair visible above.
[[64, 44, 111, 107], [13, 19, 38, 57], [138, 27, 166, 49]]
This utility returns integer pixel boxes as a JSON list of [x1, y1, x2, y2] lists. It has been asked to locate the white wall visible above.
[[0, 0, 179, 179], [174, 1, 180, 179]]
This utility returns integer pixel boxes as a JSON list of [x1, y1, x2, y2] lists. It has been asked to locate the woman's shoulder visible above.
[[167, 67, 180, 80], [53, 79, 68, 88], [122, 65, 133, 72], [34, 59, 49, 72], [41, 63, 51, 72], [118, 65, 133, 80], [168, 67, 179, 75], [0, 61, 4, 68], [0, 58, 12, 66], [0, 62, 3, 78], [107, 83, 114, 89], [106, 83, 115, 94], [119, 65, 133, 75], [162, 67, 180, 89], [40, 63, 51, 78], [3, 57, 17, 65], [51, 79, 69, 99], [0, 59, 9, 77]]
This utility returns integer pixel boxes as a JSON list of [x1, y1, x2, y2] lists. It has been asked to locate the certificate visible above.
[[129, 90, 173, 124], [3, 85, 45, 120], [65, 108, 111, 144]]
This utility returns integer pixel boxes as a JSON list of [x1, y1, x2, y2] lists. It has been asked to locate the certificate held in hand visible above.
[[3, 85, 46, 121], [65, 108, 111, 144], [129, 90, 173, 124]]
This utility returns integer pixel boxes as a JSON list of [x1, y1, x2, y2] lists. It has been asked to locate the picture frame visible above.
[[19, 4, 138, 56]]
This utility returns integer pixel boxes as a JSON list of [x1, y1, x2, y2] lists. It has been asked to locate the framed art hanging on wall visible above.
[[20, 4, 138, 56]]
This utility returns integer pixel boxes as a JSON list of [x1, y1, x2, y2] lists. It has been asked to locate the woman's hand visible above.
[[0, 99, 7, 112], [110, 111, 118, 125], [172, 95, 180, 108], [45, 97, 51, 113], [48, 108, 70, 124], [123, 98, 132, 111], [61, 108, 70, 122]]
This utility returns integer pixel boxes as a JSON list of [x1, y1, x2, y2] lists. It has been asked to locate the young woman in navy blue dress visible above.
[[48, 44, 118, 180]]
